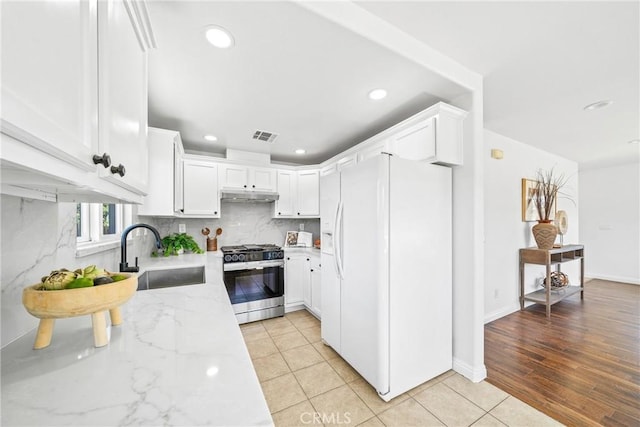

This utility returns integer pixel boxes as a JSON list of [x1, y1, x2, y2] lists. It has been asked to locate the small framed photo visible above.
[[285, 231, 298, 247]]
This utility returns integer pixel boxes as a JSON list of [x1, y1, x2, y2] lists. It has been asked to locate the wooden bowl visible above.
[[22, 274, 137, 349]]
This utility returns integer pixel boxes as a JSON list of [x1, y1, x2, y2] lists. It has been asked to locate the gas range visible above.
[[220, 243, 285, 324], [220, 244, 284, 264]]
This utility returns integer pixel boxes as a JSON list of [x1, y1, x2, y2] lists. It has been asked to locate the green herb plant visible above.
[[153, 233, 204, 257]]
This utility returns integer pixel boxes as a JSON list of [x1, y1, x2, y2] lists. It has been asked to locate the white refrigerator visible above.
[[320, 154, 452, 402]]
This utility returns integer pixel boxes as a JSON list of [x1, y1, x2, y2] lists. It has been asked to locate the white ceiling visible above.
[[147, 1, 639, 168]]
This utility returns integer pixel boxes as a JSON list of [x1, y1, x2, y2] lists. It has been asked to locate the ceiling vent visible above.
[[252, 130, 278, 143]]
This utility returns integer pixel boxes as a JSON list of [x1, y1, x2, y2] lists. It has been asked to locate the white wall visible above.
[[579, 162, 640, 284], [483, 130, 580, 323]]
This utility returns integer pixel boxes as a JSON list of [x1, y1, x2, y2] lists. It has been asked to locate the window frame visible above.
[[76, 203, 133, 257]]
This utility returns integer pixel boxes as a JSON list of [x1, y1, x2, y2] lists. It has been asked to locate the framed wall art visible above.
[[521, 178, 556, 222]]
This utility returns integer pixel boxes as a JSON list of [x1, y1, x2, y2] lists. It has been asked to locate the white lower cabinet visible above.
[[284, 253, 309, 308], [285, 251, 321, 317], [309, 254, 321, 318]]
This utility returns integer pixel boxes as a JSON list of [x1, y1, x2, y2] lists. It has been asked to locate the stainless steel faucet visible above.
[[120, 223, 163, 272]]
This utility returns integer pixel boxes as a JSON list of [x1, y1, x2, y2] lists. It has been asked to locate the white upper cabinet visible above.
[[138, 128, 182, 216], [98, 0, 153, 194], [182, 159, 219, 217], [0, 0, 155, 203], [275, 169, 319, 218], [275, 170, 296, 217], [387, 103, 466, 166], [1, 0, 98, 170], [219, 164, 276, 192], [296, 170, 320, 217], [390, 118, 436, 162]]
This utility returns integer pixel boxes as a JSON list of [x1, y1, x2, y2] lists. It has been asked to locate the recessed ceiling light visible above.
[[295, 149, 306, 155], [583, 100, 613, 111], [204, 135, 218, 142], [368, 89, 387, 100], [205, 26, 234, 49]]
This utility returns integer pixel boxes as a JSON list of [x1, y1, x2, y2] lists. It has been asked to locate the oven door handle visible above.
[[223, 261, 284, 271]]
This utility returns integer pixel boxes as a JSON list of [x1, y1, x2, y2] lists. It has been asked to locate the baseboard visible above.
[[484, 303, 521, 324], [585, 274, 640, 285], [453, 357, 487, 383]]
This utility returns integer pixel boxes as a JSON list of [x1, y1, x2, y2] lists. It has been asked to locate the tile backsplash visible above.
[[0, 195, 319, 347], [141, 201, 320, 252]]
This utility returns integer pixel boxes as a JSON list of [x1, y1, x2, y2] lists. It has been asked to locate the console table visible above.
[[519, 244, 584, 317]]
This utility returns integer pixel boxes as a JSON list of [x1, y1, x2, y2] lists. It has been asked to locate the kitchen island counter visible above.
[[1, 253, 272, 427]]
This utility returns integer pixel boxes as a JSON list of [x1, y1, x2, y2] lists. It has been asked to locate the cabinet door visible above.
[[138, 128, 177, 216], [98, 0, 150, 193], [390, 117, 436, 162], [310, 257, 322, 317], [1, 0, 98, 170], [182, 160, 219, 216], [219, 164, 249, 190], [275, 170, 296, 217], [297, 170, 320, 217], [250, 167, 276, 192], [357, 141, 387, 163], [285, 255, 306, 306], [336, 154, 356, 171], [302, 256, 312, 307]]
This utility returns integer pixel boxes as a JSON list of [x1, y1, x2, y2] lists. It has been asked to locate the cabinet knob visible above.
[[110, 164, 126, 177], [243, 184, 247, 188], [252, 184, 255, 188], [287, 257, 290, 260], [214, 211, 218, 215], [297, 212, 300, 215], [311, 269, 314, 272], [306, 258, 309, 261], [92, 153, 111, 168], [278, 212, 282, 215]]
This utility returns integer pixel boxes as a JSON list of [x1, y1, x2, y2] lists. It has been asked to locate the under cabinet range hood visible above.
[[220, 190, 279, 202]]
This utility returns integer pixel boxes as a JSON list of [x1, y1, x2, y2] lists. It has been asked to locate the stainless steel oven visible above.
[[221, 244, 285, 323]]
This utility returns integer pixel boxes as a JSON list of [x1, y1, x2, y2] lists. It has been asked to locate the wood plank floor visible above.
[[484, 279, 640, 427]]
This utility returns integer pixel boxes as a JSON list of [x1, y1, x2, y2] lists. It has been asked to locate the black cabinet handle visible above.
[[287, 257, 290, 260], [92, 153, 111, 168], [180, 209, 184, 213], [243, 184, 247, 188], [306, 258, 309, 261], [214, 211, 218, 215], [252, 184, 255, 188], [110, 164, 126, 177], [311, 269, 314, 272], [297, 212, 300, 215], [278, 212, 282, 215]]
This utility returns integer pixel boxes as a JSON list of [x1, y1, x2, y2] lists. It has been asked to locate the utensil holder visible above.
[[207, 237, 218, 251]]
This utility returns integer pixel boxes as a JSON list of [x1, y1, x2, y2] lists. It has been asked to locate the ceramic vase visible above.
[[532, 221, 557, 250]]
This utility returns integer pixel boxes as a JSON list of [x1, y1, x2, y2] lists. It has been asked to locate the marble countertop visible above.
[[1, 253, 273, 427]]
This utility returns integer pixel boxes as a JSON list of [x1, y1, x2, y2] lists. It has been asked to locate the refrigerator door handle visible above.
[[335, 201, 345, 279]]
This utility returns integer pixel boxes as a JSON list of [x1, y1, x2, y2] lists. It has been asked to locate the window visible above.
[[76, 203, 132, 255]]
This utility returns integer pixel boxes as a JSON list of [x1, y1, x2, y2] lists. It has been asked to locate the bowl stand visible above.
[[34, 307, 123, 349]]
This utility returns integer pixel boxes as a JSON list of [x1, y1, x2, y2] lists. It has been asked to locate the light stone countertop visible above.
[[0, 252, 273, 427]]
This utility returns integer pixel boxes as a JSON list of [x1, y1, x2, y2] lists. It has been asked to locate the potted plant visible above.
[[154, 233, 204, 257], [531, 168, 569, 249]]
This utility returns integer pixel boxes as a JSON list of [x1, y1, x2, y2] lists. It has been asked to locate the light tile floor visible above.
[[241, 310, 562, 427]]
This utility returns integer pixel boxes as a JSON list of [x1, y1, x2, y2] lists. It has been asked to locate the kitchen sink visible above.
[[137, 266, 206, 291]]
